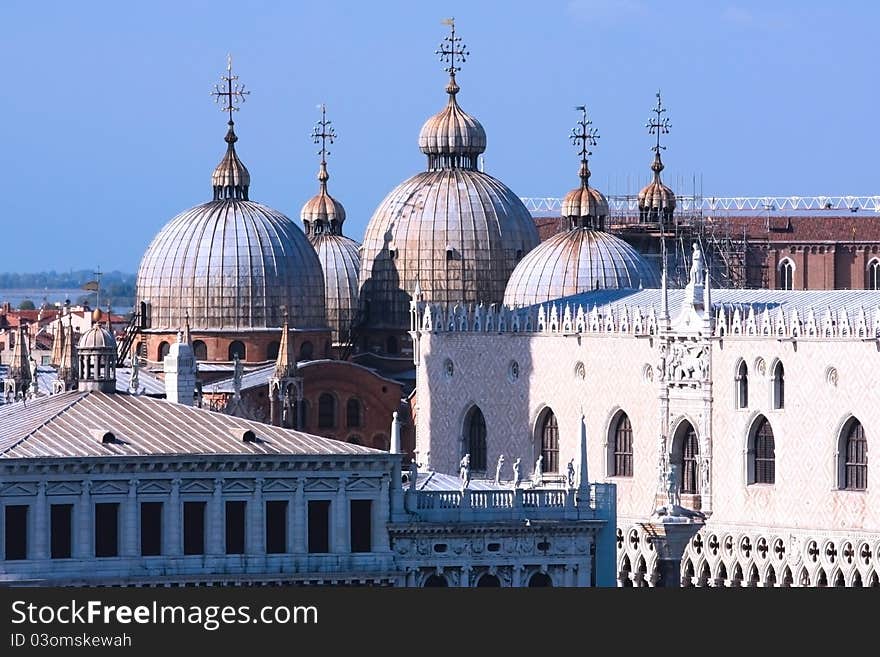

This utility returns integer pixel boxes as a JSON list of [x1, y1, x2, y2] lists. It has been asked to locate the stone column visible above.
[[33, 481, 49, 561], [576, 561, 590, 587], [334, 476, 348, 554], [123, 479, 138, 557], [165, 478, 181, 556], [374, 476, 390, 552], [511, 563, 523, 588], [248, 478, 264, 556], [76, 480, 92, 558], [209, 478, 224, 555], [292, 479, 306, 554], [459, 565, 471, 587]]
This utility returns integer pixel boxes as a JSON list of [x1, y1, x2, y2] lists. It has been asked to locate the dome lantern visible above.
[[638, 90, 676, 224], [77, 309, 117, 393], [503, 105, 658, 307], [301, 104, 347, 237], [210, 55, 251, 201], [417, 18, 487, 171], [561, 105, 609, 230]]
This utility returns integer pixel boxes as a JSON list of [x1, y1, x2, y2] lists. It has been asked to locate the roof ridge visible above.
[[0, 391, 90, 456]]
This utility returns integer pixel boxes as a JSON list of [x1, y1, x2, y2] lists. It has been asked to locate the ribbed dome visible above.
[[562, 180, 610, 223], [504, 229, 660, 306], [301, 163, 346, 236], [137, 199, 326, 332], [359, 169, 539, 329], [212, 125, 251, 200], [311, 234, 361, 344], [638, 153, 676, 221], [418, 80, 486, 167], [78, 324, 116, 350]]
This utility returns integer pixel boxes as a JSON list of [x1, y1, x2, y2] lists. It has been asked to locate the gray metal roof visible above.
[[0, 391, 383, 459], [0, 365, 165, 398], [136, 199, 327, 332], [551, 286, 880, 319], [504, 228, 660, 307], [205, 359, 399, 395]]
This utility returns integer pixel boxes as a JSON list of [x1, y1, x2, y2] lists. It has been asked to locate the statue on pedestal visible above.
[[495, 454, 505, 486]]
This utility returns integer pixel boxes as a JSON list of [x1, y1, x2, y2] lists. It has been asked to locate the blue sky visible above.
[[2, 0, 877, 272]]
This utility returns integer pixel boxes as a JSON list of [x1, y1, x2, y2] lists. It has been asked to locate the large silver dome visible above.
[[312, 234, 361, 344], [137, 119, 326, 332], [504, 228, 660, 307], [137, 199, 326, 331], [359, 169, 539, 328], [359, 54, 539, 329]]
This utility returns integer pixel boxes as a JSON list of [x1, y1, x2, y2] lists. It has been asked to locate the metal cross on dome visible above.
[[311, 104, 336, 165], [436, 17, 469, 79], [211, 54, 250, 125], [570, 105, 600, 163], [647, 90, 671, 155]]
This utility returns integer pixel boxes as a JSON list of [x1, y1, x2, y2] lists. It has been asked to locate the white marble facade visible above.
[[411, 263, 880, 587]]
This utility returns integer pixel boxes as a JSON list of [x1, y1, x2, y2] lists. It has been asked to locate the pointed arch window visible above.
[[735, 360, 748, 409], [538, 410, 560, 474], [778, 259, 794, 290], [612, 413, 633, 477], [674, 422, 700, 495], [844, 420, 868, 491], [751, 416, 775, 485], [867, 259, 880, 290], [771, 360, 784, 409], [464, 406, 487, 472]]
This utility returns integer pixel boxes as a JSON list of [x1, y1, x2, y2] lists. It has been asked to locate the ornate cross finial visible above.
[[647, 90, 671, 155], [571, 105, 600, 162], [211, 54, 250, 126], [311, 104, 336, 166], [436, 18, 469, 80]]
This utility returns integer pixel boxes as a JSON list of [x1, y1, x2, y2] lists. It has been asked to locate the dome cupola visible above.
[[637, 91, 676, 224], [504, 106, 658, 307], [136, 58, 326, 333], [358, 21, 539, 331]]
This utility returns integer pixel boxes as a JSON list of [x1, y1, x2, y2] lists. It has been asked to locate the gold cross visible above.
[[571, 105, 600, 162], [211, 54, 250, 124], [311, 104, 336, 165], [647, 90, 671, 155], [436, 17, 469, 79]]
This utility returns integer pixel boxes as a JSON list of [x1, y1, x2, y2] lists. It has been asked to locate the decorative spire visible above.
[[211, 55, 251, 201], [8, 325, 33, 396], [436, 17, 469, 96], [570, 105, 600, 189], [57, 321, 78, 392], [646, 90, 671, 181], [577, 412, 590, 501], [274, 308, 296, 379], [50, 319, 65, 368], [182, 311, 192, 346], [311, 103, 336, 191]]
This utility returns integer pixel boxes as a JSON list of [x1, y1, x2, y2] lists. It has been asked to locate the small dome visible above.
[[212, 125, 251, 200], [504, 230, 659, 307], [418, 80, 486, 170], [562, 180, 610, 224], [638, 153, 676, 220], [311, 234, 361, 344], [78, 323, 116, 350], [301, 162, 346, 236]]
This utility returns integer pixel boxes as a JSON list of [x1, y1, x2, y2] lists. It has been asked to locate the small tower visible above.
[[562, 105, 608, 230], [50, 314, 65, 368], [54, 321, 79, 393], [269, 311, 303, 428], [3, 325, 33, 402], [163, 329, 197, 406], [77, 309, 117, 393]]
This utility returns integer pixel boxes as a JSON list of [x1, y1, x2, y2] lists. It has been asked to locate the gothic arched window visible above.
[[735, 360, 748, 409], [843, 420, 868, 491], [464, 406, 487, 472], [867, 259, 880, 290], [539, 409, 559, 474], [751, 416, 775, 484], [771, 360, 784, 409], [778, 258, 794, 290], [674, 422, 700, 495], [612, 413, 633, 477]]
